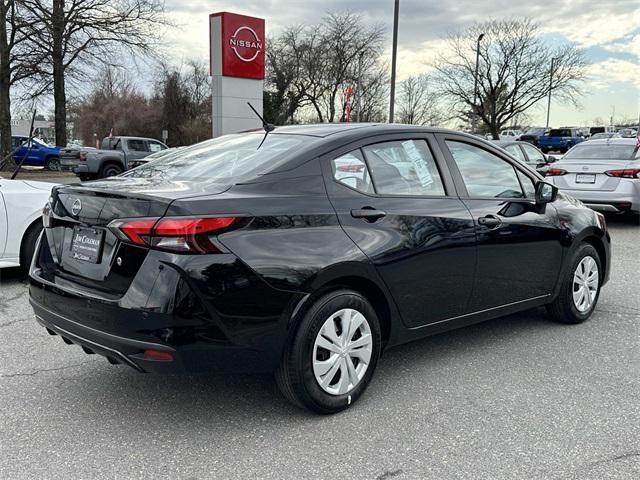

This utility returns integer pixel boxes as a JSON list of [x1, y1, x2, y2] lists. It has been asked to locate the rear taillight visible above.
[[108, 216, 236, 253], [337, 164, 365, 173], [544, 167, 567, 176], [604, 168, 640, 179], [79, 151, 87, 161]]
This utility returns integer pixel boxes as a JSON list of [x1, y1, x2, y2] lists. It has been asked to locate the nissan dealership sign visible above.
[[209, 12, 265, 137]]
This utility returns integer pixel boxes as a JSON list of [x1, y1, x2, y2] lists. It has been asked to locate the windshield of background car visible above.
[[563, 144, 640, 160], [548, 129, 571, 137], [125, 133, 308, 181], [525, 128, 544, 135]]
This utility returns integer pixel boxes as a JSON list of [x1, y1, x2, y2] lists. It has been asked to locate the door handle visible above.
[[478, 214, 502, 228], [351, 207, 386, 223]]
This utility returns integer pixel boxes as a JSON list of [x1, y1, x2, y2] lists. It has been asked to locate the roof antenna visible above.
[[247, 102, 275, 133], [247, 102, 275, 150]]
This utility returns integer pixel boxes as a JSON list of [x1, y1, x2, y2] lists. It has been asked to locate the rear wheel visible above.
[[100, 163, 123, 178], [547, 243, 601, 324], [275, 289, 381, 414], [45, 156, 61, 171]]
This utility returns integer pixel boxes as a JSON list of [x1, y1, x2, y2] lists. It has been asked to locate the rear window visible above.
[[125, 133, 308, 181], [548, 129, 571, 137], [564, 144, 639, 160]]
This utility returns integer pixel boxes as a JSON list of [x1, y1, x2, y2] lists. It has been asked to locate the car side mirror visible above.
[[535, 181, 558, 204], [545, 154, 557, 163]]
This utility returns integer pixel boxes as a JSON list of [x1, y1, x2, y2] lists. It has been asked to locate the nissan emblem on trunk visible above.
[[71, 199, 82, 216]]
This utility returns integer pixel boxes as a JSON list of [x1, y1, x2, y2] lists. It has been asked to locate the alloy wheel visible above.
[[312, 308, 373, 396]]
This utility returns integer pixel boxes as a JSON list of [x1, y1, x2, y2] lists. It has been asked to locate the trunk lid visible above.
[[43, 176, 230, 288], [551, 158, 632, 191]]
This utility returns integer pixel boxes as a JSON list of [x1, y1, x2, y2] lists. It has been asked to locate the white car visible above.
[[0, 176, 56, 269]]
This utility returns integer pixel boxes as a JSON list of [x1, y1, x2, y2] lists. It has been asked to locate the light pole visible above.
[[545, 57, 558, 129], [389, 0, 399, 123], [356, 50, 364, 122], [472, 33, 485, 133]]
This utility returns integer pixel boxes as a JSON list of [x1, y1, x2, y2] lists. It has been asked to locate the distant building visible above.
[[10, 118, 56, 144]]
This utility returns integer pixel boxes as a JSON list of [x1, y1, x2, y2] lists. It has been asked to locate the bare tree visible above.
[[312, 12, 385, 123], [264, 12, 387, 125], [22, 0, 168, 146], [432, 18, 587, 138], [396, 75, 443, 126], [264, 28, 312, 125], [0, 0, 42, 169]]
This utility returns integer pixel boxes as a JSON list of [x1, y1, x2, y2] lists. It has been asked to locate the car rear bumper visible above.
[[559, 184, 640, 214], [29, 235, 304, 374]]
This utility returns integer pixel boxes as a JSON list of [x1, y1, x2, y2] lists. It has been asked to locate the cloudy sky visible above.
[[164, 0, 639, 127]]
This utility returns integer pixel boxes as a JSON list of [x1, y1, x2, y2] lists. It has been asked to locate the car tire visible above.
[[19, 222, 42, 272], [275, 289, 382, 414], [45, 156, 61, 171], [100, 163, 123, 178], [546, 243, 602, 324]]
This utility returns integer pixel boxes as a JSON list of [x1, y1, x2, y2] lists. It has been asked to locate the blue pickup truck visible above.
[[538, 128, 585, 154], [11, 136, 61, 170]]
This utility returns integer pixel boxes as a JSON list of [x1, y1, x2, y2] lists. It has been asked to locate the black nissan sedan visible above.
[[29, 124, 611, 413]]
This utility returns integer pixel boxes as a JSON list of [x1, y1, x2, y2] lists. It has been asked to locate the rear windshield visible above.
[[125, 133, 308, 181], [548, 129, 572, 137], [564, 144, 639, 160]]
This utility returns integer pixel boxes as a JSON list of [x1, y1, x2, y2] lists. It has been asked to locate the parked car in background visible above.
[[618, 128, 638, 138], [539, 128, 585, 153], [30, 124, 611, 413], [589, 126, 616, 137], [499, 129, 523, 140], [518, 127, 548, 147], [590, 132, 621, 140], [484, 129, 523, 141], [60, 136, 168, 180], [544, 138, 640, 223], [0, 175, 57, 270], [10, 136, 61, 171], [491, 139, 556, 172]]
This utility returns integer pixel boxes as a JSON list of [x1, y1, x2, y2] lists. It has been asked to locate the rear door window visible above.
[[362, 140, 445, 196]]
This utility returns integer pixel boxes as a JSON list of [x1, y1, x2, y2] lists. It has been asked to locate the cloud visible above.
[[588, 58, 640, 89]]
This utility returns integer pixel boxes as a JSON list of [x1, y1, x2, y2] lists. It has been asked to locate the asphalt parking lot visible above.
[[1, 218, 638, 479]]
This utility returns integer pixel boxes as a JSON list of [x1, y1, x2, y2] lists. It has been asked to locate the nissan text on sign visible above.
[[209, 12, 265, 137]]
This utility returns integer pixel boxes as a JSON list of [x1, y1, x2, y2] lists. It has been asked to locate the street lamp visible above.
[[472, 33, 485, 133], [545, 57, 558, 129], [389, 0, 400, 123]]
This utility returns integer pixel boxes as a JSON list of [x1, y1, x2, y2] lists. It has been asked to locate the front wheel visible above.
[[276, 289, 381, 414], [547, 243, 602, 324]]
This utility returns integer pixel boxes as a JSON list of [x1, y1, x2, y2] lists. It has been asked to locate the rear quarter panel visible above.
[[164, 160, 402, 344]]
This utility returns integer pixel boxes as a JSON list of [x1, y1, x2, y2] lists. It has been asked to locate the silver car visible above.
[[545, 138, 640, 222]]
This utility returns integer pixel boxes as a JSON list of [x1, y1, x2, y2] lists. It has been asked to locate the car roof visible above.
[[267, 123, 455, 139], [491, 140, 521, 147], [580, 138, 638, 146]]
